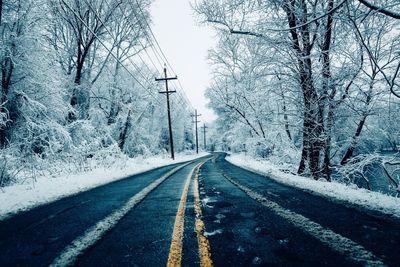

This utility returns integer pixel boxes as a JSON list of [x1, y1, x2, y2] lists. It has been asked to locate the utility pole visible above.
[[201, 123, 208, 151], [156, 67, 177, 160], [191, 109, 201, 154]]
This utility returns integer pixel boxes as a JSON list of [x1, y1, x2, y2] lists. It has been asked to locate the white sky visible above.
[[150, 0, 217, 123]]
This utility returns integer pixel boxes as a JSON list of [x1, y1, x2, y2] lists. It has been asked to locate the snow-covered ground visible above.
[[227, 154, 400, 218], [0, 152, 208, 220]]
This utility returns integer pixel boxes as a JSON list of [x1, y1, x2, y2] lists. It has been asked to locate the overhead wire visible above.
[[83, 0, 164, 106], [89, 0, 192, 117], [59, 0, 165, 108], [97, 0, 193, 114], [128, 0, 195, 112], [65, 0, 194, 119]]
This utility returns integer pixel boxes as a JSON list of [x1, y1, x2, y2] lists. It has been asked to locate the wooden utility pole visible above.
[[191, 109, 201, 154], [201, 124, 208, 151], [156, 67, 177, 160]]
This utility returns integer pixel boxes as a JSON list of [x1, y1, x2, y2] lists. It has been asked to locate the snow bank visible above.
[[0, 152, 209, 220], [227, 154, 400, 218]]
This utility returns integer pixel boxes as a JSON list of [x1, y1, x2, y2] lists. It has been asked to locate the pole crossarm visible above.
[[155, 76, 178, 81], [159, 90, 177, 94]]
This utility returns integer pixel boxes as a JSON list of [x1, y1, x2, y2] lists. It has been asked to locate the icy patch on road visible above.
[[214, 213, 226, 223], [201, 196, 217, 206], [252, 257, 262, 265], [215, 213, 225, 220], [204, 229, 223, 236], [0, 152, 208, 220], [227, 154, 400, 218]]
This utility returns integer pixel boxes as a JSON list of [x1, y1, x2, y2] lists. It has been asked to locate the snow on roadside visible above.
[[0, 152, 209, 220], [227, 154, 400, 218]]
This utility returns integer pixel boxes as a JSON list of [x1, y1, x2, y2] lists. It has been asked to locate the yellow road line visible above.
[[167, 162, 202, 267], [194, 163, 213, 267]]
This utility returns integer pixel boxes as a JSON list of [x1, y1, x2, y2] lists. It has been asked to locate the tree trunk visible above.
[[341, 78, 374, 165], [322, 100, 336, 181], [281, 94, 292, 141], [298, 107, 310, 175], [340, 114, 367, 165], [284, 0, 321, 179], [119, 110, 132, 151], [319, 0, 334, 180], [0, 54, 14, 147], [68, 53, 84, 122], [69, 40, 91, 121], [108, 58, 121, 125], [0, 0, 3, 26]]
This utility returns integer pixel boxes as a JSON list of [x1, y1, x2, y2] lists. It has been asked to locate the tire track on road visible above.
[[218, 168, 386, 267], [50, 162, 192, 267]]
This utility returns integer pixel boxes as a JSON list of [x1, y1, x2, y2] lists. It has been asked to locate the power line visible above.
[[59, 0, 162, 105], [129, 0, 194, 111], [70, 0, 194, 118], [127, 0, 166, 70], [59, 0, 197, 152], [84, 0, 163, 104], [103, 0, 163, 74], [90, 0, 194, 118], [132, 0, 175, 75], [102, 0, 194, 114]]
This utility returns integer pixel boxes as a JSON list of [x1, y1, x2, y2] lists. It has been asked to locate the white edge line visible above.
[[222, 174, 386, 267], [0, 154, 210, 222], [227, 159, 399, 219]]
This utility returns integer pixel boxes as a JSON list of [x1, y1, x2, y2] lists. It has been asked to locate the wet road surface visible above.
[[0, 153, 399, 266]]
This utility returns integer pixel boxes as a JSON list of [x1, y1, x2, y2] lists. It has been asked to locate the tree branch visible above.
[[358, 0, 400, 19]]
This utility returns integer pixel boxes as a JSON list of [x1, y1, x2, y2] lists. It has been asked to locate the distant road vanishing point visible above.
[[0, 153, 399, 266]]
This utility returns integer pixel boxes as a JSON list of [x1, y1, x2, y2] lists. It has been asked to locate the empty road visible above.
[[0, 153, 399, 266]]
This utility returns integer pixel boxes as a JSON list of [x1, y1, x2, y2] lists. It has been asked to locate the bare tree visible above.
[[0, 0, 35, 146], [195, 0, 400, 181], [49, 0, 121, 121]]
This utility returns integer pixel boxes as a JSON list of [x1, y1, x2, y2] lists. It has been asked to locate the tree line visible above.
[[196, 0, 400, 183], [0, 0, 194, 186]]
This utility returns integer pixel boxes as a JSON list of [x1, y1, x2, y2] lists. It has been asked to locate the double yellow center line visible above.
[[167, 161, 213, 267]]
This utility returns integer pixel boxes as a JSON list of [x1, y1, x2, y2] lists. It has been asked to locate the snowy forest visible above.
[[0, 0, 196, 187], [1, 0, 400, 196], [1, 1, 400, 265], [195, 0, 400, 193]]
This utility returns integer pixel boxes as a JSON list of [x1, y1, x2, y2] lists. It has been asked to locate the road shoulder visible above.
[[0, 153, 209, 221], [227, 154, 400, 219]]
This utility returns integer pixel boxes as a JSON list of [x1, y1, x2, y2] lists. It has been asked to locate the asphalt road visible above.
[[0, 153, 399, 266]]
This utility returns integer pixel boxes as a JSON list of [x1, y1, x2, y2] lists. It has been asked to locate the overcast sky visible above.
[[150, 0, 217, 123]]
